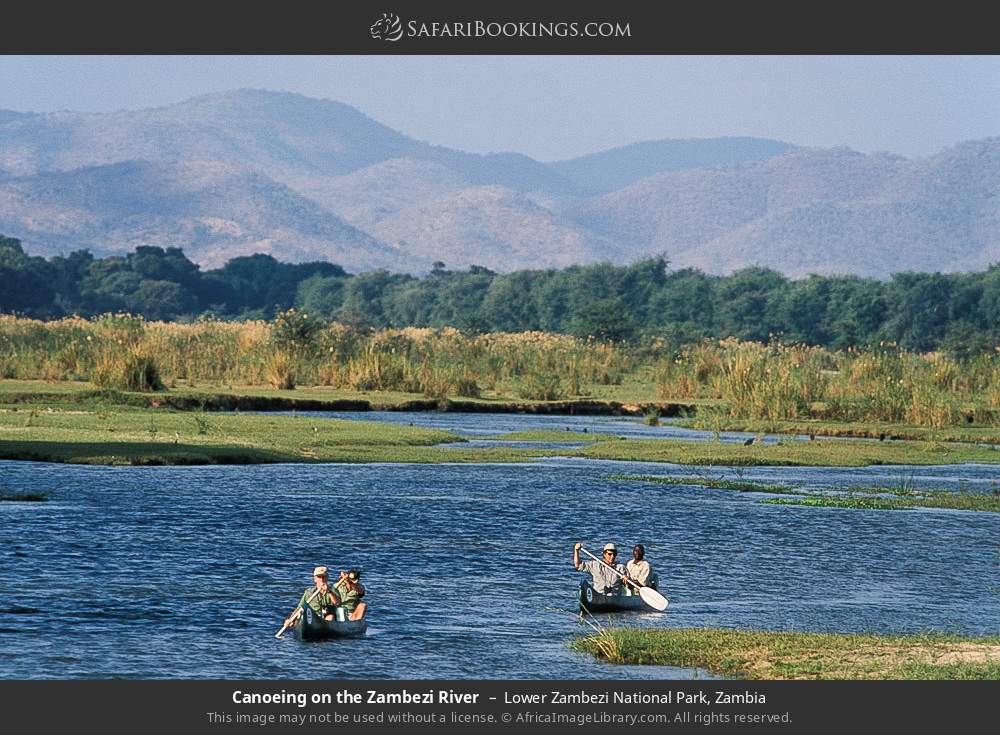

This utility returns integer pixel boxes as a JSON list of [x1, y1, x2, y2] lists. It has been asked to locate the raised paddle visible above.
[[275, 587, 322, 638], [579, 545, 668, 611]]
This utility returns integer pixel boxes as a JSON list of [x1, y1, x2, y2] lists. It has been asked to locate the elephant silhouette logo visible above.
[[370, 13, 403, 41]]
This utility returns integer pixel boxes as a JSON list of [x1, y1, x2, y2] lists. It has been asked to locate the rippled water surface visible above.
[[1, 412, 998, 679]]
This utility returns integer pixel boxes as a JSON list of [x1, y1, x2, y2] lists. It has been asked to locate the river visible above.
[[1, 412, 997, 678]]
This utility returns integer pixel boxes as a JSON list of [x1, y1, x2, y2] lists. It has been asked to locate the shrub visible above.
[[264, 350, 297, 390], [270, 308, 323, 354], [516, 374, 564, 401], [453, 371, 481, 399], [91, 346, 164, 392]]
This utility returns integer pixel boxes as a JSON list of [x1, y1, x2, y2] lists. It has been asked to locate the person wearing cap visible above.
[[625, 544, 652, 588], [333, 568, 367, 621], [286, 566, 341, 625], [573, 542, 627, 594]]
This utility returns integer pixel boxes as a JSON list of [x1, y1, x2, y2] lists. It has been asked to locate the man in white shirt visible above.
[[573, 542, 626, 594], [626, 544, 652, 588]]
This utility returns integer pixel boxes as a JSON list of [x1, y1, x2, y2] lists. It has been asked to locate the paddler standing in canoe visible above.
[[574, 542, 627, 594]]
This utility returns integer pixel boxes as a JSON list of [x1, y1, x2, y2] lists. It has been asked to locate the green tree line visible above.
[[2, 236, 998, 355]]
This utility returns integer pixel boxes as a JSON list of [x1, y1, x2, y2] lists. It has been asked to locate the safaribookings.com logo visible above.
[[370, 13, 404, 41], [370, 13, 631, 41]]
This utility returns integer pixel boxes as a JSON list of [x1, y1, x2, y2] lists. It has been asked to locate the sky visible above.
[[1, 55, 998, 161]]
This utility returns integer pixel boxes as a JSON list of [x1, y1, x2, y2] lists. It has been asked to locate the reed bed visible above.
[[660, 338, 999, 427], [1, 315, 997, 428], [0, 313, 637, 401]]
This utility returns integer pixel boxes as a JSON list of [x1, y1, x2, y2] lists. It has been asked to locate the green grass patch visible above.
[[759, 496, 909, 510], [572, 628, 1000, 679], [681, 417, 1000, 445], [484, 430, 617, 443], [0, 406, 497, 465], [607, 473, 798, 494], [577, 437, 1000, 467], [847, 486, 1000, 513]]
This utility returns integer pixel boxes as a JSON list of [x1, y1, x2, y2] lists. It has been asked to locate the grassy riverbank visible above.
[[0, 379, 699, 416], [3, 402, 1000, 467], [573, 628, 1000, 679], [0, 406, 529, 465], [609, 474, 1000, 512], [3, 378, 1000, 467]]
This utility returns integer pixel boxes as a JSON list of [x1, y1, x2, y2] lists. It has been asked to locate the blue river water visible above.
[[1, 412, 998, 679]]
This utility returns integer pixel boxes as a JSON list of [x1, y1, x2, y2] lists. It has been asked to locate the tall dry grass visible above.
[[0, 314, 637, 400], [658, 338, 998, 427], [1, 314, 997, 427]]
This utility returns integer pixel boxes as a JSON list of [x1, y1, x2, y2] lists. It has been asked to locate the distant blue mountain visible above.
[[550, 137, 795, 195], [1, 90, 997, 277]]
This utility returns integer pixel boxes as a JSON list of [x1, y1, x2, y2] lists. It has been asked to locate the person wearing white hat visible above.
[[285, 566, 341, 627], [573, 542, 626, 594]]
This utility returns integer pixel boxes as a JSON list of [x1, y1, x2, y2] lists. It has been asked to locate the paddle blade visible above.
[[639, 586, 669, 611]]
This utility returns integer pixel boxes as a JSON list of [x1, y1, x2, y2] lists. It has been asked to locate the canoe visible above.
[[293, 604, 368, 640], [578, 575, 662, 613]]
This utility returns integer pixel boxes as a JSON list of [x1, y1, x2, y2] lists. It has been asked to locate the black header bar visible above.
[[2, 1, 997, 54]]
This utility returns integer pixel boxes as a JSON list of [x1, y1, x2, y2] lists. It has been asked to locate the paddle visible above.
[[275, 587, 322, 638], [579, 546, 669, 611]]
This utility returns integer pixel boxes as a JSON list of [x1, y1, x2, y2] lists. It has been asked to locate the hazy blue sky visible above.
[[2, 55, 998, 160]]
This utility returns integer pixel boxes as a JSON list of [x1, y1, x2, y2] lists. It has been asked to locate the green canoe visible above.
[[294, 604, 368, 640], [578, 575, 662, 613]]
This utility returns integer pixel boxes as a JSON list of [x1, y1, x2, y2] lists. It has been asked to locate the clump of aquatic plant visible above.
[[607, 474, 797, 494], [572, 628, 1000, 679], [759, 496, 909, 510]]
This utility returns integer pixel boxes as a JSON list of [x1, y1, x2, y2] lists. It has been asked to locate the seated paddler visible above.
[[625, 544, 653, 589], [574, 542, 626, 594], [286, 566, 340, 626], [333, 568, 367, 621]]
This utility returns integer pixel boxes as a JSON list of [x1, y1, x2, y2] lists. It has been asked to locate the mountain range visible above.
[[1, 89, 997, 277]]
